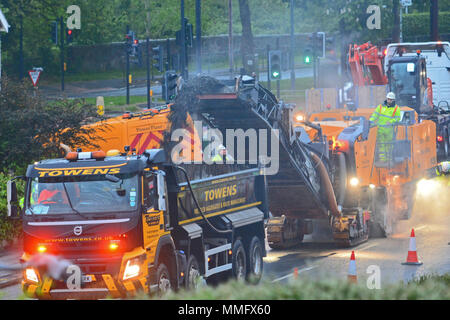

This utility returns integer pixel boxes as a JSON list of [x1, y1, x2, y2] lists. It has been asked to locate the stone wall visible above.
[[66, 33, 319, 74]]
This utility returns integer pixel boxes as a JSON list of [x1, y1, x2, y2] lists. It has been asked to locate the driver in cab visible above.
[[38, 183, 68, 205]]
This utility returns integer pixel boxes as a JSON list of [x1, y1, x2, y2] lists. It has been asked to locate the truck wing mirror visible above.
[[154, 171, 166, 212], [7, 180, 22, 219], [7, 180, 18, 203]]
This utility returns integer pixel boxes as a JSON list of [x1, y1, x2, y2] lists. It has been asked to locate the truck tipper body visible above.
[[7, 149, 268, 299]]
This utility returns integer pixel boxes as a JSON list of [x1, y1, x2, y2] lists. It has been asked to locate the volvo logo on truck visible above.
[[74, 226, 83, 236]]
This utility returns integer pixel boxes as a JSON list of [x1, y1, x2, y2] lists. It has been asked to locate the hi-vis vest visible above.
[[436, 161, 450, 186], [212, 153, 234, 163], [369, 104, 401, 126]]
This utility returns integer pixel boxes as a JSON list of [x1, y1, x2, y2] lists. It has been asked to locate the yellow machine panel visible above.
[[80, 106, 202, 163]]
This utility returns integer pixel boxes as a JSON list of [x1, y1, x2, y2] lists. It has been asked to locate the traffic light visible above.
[[309, 32, 325, 59], [50, 21, 58, 44], [185, 20, 193, 48], [125, 32, 132, 45], [316, 32, 325, 59], [163, 70, 178, 102], [66, 28, 73, 44], [268, 50, 282, 80], [303, 46, 312, 64], [125, 32, 132, 53], [176, 18, 194, 48], [152, 46, 163, 72], [125, 30, 137, 56], [132, 37, 139, 57]]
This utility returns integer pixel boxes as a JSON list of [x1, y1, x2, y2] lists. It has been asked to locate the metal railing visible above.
[[373, 124, 411, 168]]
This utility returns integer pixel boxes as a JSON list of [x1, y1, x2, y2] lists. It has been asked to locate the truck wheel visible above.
[[232, 239, 247, 281], [156, 263, 172, 293], [246, 236, 263, 283], [185, 255, 201, 289]]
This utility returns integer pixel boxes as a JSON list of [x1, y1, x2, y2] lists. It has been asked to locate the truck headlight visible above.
[[25, 267, 39, 283], [123, 258, 141, 281]]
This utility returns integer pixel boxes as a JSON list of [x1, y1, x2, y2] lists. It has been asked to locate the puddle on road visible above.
[[334, 251, 397, 260]]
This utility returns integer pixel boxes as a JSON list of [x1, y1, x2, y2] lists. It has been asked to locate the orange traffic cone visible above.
[[401, 229, 423, 265], [293, 267, 298, 279], [347, 251, 357, 283]]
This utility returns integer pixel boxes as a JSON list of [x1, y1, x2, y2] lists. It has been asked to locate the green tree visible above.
[[0, 77, 102, 174], [238, 0, 255, 72], [0, 0, 71, 76]]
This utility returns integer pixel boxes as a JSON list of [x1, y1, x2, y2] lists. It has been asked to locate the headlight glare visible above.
[[416, 178, 437, 197], [25, 267, 39, 283], [123, 258, 141, 280], [349, 177, 359, 187]]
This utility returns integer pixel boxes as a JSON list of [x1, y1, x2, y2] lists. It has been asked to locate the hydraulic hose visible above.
[[334, 152, 347, 207], [309, 152, 342, 218], [175, 165, 232, 234]]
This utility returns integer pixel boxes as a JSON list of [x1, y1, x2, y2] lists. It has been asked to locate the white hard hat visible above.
[[386, 92, 396, 100], [217, 144, 226, 151], [438, 161, 450, 174]]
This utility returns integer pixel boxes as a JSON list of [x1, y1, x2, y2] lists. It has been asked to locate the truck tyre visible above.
[[246, 236, 263, 283], [232, 239, 247, 281], [185, 255, 201, 289], [156, 263, 172, 293]]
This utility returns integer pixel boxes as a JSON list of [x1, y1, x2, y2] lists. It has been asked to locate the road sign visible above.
[[401, 0, 412, 6], [28, 69, 42, 87], [96, 96, 105, 116]]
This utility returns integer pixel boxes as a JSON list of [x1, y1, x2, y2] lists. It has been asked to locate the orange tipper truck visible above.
[[6, 148, 268, 299]]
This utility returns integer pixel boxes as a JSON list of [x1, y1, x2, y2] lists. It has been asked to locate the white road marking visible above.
[[358, 243, 378, 251], [335, 243, 378, 257], [271, 266, 317, 283], [414, 225, 427, 231]]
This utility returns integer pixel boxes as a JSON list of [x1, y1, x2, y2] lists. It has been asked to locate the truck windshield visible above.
[[390, 62, 416, 97], [26, 173, 139, 215]]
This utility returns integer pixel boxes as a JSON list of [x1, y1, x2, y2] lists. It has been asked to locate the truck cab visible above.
[[385, 42, 450, 106], [6, 148, 268, 299]]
